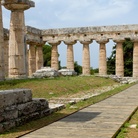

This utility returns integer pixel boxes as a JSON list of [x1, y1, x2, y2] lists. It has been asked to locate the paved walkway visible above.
[[20, 84, 138, 138]]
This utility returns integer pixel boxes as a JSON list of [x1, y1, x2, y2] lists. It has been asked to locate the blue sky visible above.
[[2, 0, 138, 68]]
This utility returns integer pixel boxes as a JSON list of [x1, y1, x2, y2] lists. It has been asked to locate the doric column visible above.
[[36, 45, 43, 70], [49, 41, 61, 70], [2, 0, 35, 78], [4, 38, 9, 77], [0, 2, 5, 80], [80, 40, 92, 75], [28, 43, 36, 76], [64, 40, 76, 70], [115, 40, 124, 77], [98, 41, 107, 75], [133, 41, 138, 77]]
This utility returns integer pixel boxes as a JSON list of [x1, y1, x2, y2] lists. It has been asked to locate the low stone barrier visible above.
[[0, 89, 50, 133]]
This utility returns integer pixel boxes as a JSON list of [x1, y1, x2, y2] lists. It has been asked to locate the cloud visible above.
[[55, 0, 134, 22]]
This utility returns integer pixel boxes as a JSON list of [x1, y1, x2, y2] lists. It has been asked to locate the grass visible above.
[[0, 76, 136, 138], [117, 109, 138, 138], [0, 76, 118, 99]]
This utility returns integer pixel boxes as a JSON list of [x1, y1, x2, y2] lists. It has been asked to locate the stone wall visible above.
[[0, 89, 50, 133]]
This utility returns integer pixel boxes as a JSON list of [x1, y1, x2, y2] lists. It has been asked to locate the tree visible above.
[[123, 39, 133, 76], [107, 39, 133, 76], [107, 45, 116, 75], [43, 44, 52, 66], [74, 61, 82, 75]]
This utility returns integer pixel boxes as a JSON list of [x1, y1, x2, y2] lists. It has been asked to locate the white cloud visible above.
[[55, 0, 134, 23]]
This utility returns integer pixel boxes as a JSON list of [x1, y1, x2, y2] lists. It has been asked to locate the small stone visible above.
[[69, 105, 78, 109], [49, 92, 54, 95], [129, 124, 137, 128]]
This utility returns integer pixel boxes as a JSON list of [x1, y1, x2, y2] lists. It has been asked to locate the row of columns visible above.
[[28, 44, 43, 76], [49, 40, 138, 77], [3, 42, 44, 77]]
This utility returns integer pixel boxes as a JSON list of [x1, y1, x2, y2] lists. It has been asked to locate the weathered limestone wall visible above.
[[0, 89, 50, 133]]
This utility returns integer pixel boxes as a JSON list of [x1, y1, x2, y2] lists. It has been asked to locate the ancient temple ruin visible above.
[[0, 0, 138, 80]]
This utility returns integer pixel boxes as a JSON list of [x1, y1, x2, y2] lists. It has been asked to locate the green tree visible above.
[[107, 45, 116, 75], [43, 44, 52, 66], [107, 39, 133, 76], [123, 39, 133, 76], [74, 61, 82, 75]]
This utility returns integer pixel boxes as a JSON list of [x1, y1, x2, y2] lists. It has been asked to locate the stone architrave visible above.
[[98, 41, 107, 75], [80, 40, 92, 75], [64, 40, 76, 70], [133, 41, 138, 77], [28, 43, 36, 76], [0, 2, 5, 80], [115, 40, 124, 77], [49, 41, 61, 71], [36, 45, 43, 70], [2, 0, 35, 78]]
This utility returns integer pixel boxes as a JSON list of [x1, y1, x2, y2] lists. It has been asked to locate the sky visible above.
[[2, 0, 138, 68]]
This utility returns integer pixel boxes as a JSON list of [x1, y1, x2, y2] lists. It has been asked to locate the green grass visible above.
[[0, 76, 118, 99], [0, 76, 134, 138], [116, 109, 138, 138]]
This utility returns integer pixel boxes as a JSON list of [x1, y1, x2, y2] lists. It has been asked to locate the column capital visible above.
[[131, 39, 138, 43], [96, 39, 109, 44], [80, 40, 92, 45], [2, 0, 35, 11], [113, 39, 124, 43], [64, 40, 77, 45], [48, 41, 61, 46]]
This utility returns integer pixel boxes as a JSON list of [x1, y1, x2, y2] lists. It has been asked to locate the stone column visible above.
[[28, 43, 36, 76], [80, 40, 92, 75], [4, 39, 9, 77], [0, 2, 5, 80], [64, 40, 76, 70], [115, 41, 124, 77], [133, 41, 138, 77], [49, 42, 61, 70], [36, 45, 43, 70], [2, 0, 35, 78], [98, 41, 107, 75]]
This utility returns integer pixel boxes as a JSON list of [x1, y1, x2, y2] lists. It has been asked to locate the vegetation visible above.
[[0, 77, 133, 138], [0, 76, 118, 99], [107, 39, 133, 76], [43, 44, 51, 67], [117, 109, 138, 138]]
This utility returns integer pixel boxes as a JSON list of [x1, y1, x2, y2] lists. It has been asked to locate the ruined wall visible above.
[[0, 89, 50, 133]]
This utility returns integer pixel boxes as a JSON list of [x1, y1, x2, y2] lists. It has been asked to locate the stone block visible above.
[[0, 89, 32, 108], [33, 67, 59, 78], [3, 90, 17, 107], [0, 124, 4, 133], [58, 69, 77, 76], [22, 89, 32, 103], [18, 100, 42, 116], [3, 106, 18, 121], [0, 94, 4, 108], [40, 109, 51, 117], [0, 108, 4, 122], [33, 98, 49, 110], [3, 120, 15, 132]]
